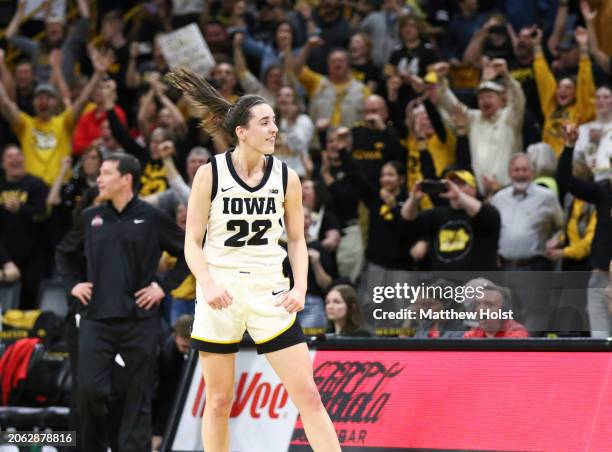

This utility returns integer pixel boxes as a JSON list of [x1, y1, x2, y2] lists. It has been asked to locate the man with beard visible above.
[[492, 154, 563, 271], [491, 154, 563, 332]]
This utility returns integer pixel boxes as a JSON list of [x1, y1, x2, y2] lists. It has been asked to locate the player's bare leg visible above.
[[198, 351, 236, 452], [266, 343, 342, 451]]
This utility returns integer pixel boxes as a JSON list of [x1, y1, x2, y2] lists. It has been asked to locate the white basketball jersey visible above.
[[204, 150, 288, 271]]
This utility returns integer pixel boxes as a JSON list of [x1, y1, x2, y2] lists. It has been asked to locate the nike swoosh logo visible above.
[[134, 219, 145, 224], [272, 289, 285, 296], [221, 186, 234, 193]]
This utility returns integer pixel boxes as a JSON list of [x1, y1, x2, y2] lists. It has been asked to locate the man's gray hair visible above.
[[467, 277, 512, 309], [187, 146, 212, 162]]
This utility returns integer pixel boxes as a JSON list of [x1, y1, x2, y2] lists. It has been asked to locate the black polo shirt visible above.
[[56, 196, 189, 320]]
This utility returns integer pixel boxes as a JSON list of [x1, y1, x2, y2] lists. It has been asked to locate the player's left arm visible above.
[[278, 169, 308, 313]]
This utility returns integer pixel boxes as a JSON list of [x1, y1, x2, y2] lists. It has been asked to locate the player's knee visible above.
[[206, 391, 234, 418], [292, 381, 322, 412]]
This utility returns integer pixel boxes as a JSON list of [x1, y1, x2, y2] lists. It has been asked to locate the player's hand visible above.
[[276, 287, 305, 313], [135, 281, 165, 309], [71, 282, 93, 305], [202, 280, 233, 310]]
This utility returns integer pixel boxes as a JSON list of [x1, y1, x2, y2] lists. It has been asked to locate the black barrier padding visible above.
[[307, 337, 612, 352]]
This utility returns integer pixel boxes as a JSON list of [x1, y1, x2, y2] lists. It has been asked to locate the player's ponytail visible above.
[[165, 68, 232, 142], [166, 67, 266, 145]]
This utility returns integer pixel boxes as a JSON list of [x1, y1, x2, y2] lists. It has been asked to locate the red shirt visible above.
[[463, 320, 529, 338], [72, 105, 126, 155]]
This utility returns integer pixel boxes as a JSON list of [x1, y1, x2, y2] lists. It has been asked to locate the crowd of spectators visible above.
[[1, 0, 612, 347]]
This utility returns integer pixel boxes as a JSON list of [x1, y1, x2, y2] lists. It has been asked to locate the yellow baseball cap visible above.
[[446, 169, 477, 188], [424, 71, 438, 84]]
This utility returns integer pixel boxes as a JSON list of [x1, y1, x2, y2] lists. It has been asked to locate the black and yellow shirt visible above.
[[0, 174, 48, 263], [351, 124, 405, 188], [534, 53, 595, 156], [408, 204, 501, 271]]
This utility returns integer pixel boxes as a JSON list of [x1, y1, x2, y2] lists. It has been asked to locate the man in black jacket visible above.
[[0, 144, 48, 309], [56, 153, 189, 452]]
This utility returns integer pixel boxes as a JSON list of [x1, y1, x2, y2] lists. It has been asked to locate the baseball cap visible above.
[[446, 169, 477, 188], [45, 14, 66, 25], [424, 71, 438, 84], [475, 80, 504, 94], [34, 83, 59, 98]]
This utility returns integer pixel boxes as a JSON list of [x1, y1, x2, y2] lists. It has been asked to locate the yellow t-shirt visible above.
[[12, 109, 75, 186]]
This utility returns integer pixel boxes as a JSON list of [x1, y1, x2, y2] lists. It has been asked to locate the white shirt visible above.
[[574, 119, 612, 181], [440, 76, 526, 192], [490, 183, 564, 260], [277, 114, 315, 177]]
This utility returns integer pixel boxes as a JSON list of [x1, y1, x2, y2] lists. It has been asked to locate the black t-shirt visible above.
[[0, 242, 9, 266], [0, 174, 48, 264], [352, 62, 382, 90], [105, 42, 135, 115], [306, 240, 338, 297], [315, 207, 341, 243], [339, 151, 416, 269], [558, 145, 612, 271], [351, 125, 406, 189], [388, 42, 439, 78], [365, 194, 417, 269], [327, 165, 360, 227], [411, 204, 501, 271]]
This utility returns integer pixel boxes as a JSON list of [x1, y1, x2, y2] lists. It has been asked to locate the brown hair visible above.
[[326, 284, 365, 334], [174, 314, 193, 338], [165, 67, 266, 144]]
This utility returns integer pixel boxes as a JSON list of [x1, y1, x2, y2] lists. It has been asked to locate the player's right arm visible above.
[[185, 163, 233, 309]]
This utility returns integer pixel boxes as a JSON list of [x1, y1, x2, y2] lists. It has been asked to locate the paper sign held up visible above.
[[158, 24, 215, 77]]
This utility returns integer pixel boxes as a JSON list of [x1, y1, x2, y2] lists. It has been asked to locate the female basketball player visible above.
[[167, 68, 341, 452]]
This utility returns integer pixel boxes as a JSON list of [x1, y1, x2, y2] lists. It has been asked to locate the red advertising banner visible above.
[[290, 351, 612, 451]]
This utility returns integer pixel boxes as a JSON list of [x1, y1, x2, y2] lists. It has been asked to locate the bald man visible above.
[[350, 95, 406, 187]]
